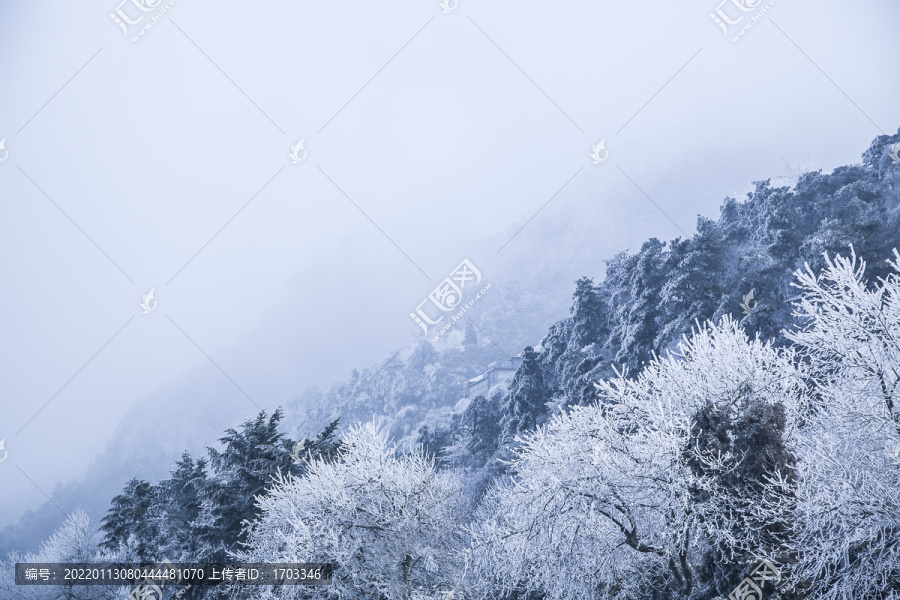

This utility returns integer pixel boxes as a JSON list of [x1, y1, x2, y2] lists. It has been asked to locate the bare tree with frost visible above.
[[773, 248, 900, 599], [467, 317, 808, 600], [241, 422, 468, 600], [0, 510, 124, 600]]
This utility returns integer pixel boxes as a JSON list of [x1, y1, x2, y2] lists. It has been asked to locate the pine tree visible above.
[[569, 277, 609, 349], [99, 478, 158, 562], [465, 393, 502, 463], [559, 277, 611, 406], [416, 424, 453, 463], [294, 416, 343, 470], [151, 452, 207, 560], [196, 409, 293, 561], [500, 346, 547, 441]]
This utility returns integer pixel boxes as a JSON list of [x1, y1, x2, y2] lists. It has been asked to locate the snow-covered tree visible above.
[[150, 452, 207, 561], [500, 346, 549, 442], [447, 393, 503, 469], [195, 409, 295, 564], [775, 248, 900, 599], [444, 391, 507, 505], [468, 317, 808, 600], [241, 422, 468, 600], [0, 511, 119, 600], [99, 478, 158, 562], [569, 277, 609, 350], [36, 510, 97, 564]]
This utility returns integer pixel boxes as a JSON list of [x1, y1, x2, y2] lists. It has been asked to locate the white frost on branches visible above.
[[241, 422, 468, 600], [468, 317, 807, 600], [781, 248, 900, 600], [0, 510, 119, 600], [239, 248, 900, 600]]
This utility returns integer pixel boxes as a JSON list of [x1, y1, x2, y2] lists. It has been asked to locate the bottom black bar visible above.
[[15, 562, 333, 586]]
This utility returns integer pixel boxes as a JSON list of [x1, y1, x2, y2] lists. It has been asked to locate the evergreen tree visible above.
[[196, 409, 293, 561], [99, 478, 158, 562], [151, 452, 208, 561], [295, 416, 344, 469], [416, 424, 453, 463], [559, 277, 611, 406], [603, 237, 672, 369], [464, 393, 502, 464], [686, 395, 797, 595], [500, 347, 548, 441], [569, 277, 609, 349], [443, 390, 508, 504], [495, 129, 900, 436]]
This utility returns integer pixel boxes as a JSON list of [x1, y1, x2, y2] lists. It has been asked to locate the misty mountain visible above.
[[486, 129, 900, 446], [5, 128, 899, 577], [0, 256, 570, 558]]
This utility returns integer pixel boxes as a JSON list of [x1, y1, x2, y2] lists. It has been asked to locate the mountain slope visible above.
[[491, 129, 900, 442]]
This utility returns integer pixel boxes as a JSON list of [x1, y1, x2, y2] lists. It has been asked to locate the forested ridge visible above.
[[3, 131, 900, 600]]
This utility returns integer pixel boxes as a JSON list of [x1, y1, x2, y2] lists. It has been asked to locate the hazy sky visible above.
[[1, 0, 898, 526]]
